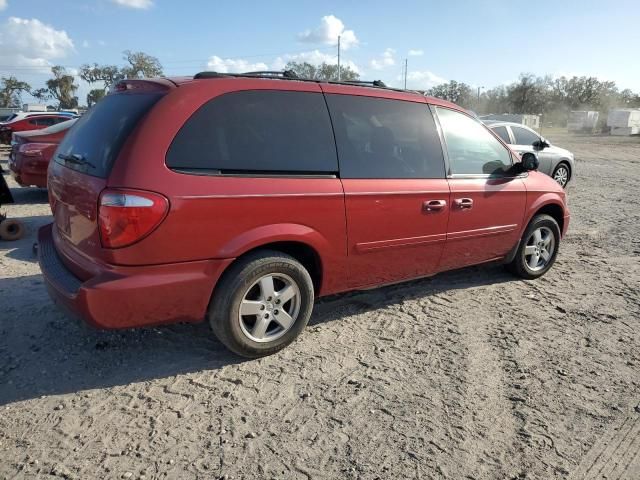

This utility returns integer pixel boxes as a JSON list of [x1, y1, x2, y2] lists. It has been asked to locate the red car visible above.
[[8, 119, 77, 188], [38, 73, 570, 357], [0, 113, 74, 144]]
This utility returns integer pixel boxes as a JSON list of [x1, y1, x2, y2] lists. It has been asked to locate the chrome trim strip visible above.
[[346, 190, 450, 196], [447, 224, 517, 241], [176, 192, 344, 199], [355, 233, 446, 252]]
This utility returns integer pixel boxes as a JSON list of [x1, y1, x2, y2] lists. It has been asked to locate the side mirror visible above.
[[532, 139, 550, 150], [520, 152, 539, 172]]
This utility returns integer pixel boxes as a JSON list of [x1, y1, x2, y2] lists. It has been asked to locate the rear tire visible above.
[[208, 250, 314, 358], [0, 218, 25, 241], [507, 214, 560, 279]]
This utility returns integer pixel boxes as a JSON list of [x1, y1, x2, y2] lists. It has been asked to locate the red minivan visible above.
[[38, 72, 570, 357], [9, 119, 77, 188]]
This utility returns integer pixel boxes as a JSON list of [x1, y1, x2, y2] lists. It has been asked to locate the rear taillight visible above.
[[19, 143, 46, 157], [98, 189, 169, 248]]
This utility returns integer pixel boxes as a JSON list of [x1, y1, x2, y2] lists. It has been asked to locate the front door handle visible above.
[[423, 199, 447, 212], [454, 198, 474, 209]]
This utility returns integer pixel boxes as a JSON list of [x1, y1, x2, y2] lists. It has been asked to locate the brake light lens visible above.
[[19, 143, 46, 156], [98, 189, 169, 248]]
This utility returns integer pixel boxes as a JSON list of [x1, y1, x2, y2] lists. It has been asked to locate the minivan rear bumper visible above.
[[38, 223, 234, 329]]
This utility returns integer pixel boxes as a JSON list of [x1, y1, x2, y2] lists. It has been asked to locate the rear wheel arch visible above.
[[215, 240, 324, 297]]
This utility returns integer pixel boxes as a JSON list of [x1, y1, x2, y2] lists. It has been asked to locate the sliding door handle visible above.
[[454, 198, 474, 209]]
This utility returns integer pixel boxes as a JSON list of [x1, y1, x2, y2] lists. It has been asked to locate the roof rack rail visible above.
[[336, 79, 388, 88], [192, 70, 408, 93], [242, 70, 299, 79]]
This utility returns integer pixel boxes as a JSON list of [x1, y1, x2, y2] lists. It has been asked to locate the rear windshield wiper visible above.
[[57, 153, 95, 169]]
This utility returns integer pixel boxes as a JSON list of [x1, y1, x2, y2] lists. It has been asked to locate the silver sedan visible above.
[[484, 121, 575, 188]]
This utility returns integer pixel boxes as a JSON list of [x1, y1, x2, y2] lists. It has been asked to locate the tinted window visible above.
[[35, 117, 57, 127], [325, 94, 444, 179], [167, 90, 337, 174], [511, 126, 540, 145], [492, 126, 511, 144], [436, 107, 512, 175], [55, 93, 162, 178]]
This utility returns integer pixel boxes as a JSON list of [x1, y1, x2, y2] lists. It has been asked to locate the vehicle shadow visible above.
[[0, 263, 517, 405], [7, 186, 49, 205]]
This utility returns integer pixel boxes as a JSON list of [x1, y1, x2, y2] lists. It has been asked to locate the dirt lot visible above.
[[1, 132, 639, 480]]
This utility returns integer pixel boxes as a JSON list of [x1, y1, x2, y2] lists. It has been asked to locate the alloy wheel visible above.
[[238, 273, 301, 343], [523, 226, 556, 272], [553, 166, 569, 187]]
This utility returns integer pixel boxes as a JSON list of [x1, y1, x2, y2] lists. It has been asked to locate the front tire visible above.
[[552, 162, 571, 188], [209, 250, 314, 358], [507, 214, 560, 279]]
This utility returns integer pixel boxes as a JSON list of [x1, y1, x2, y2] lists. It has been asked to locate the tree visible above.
[[506, 73, 550, 114], [427, 80, 473, 108], [49, 66, 79, 109], [80, 63, 123, 89], [284, 61, 360, 81], [482, 85, 510, 114], [121, 50, 163, 78], [0, 77, 31, 108], [32, 66, 79, 109], [87, 89, 106, 107]]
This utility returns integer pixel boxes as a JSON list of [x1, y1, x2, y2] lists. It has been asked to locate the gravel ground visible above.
[[1, 132, 639, 480]]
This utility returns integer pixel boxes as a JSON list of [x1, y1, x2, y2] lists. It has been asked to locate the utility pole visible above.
[[404, 58, 408, 89], [337, 35, 341, 81], [477, 85, 484, 109]]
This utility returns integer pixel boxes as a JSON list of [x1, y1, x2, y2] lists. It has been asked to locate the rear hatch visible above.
[[48, 81, 169, 261]]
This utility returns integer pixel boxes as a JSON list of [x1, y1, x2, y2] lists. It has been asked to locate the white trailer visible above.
[[607, 109, 640, 135], [568, 111, 599, 133]]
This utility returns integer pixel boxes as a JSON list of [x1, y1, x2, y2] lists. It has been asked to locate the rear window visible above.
[[166, 90, 338, 175], [55, 93, 162, 178]]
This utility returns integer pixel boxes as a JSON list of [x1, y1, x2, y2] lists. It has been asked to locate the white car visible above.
[[484, 121, 575, 188]]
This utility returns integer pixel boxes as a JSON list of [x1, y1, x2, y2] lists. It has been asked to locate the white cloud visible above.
[[402, 70, 447, 90], [0, 0, 8, 12], [370, 48, 395, 70], [408, 49, 424, 57], [206, 55, 268, 73], [112, 0, 153, 9], [298, 15, 358, 50], [0, 17, 75, 72], [272, 49, 360, 74]]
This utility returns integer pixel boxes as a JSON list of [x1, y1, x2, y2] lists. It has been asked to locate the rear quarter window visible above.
[[166, 90, 338, 175]]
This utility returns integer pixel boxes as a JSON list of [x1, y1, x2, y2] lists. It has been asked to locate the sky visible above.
[[1, 0, 639, 106]]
